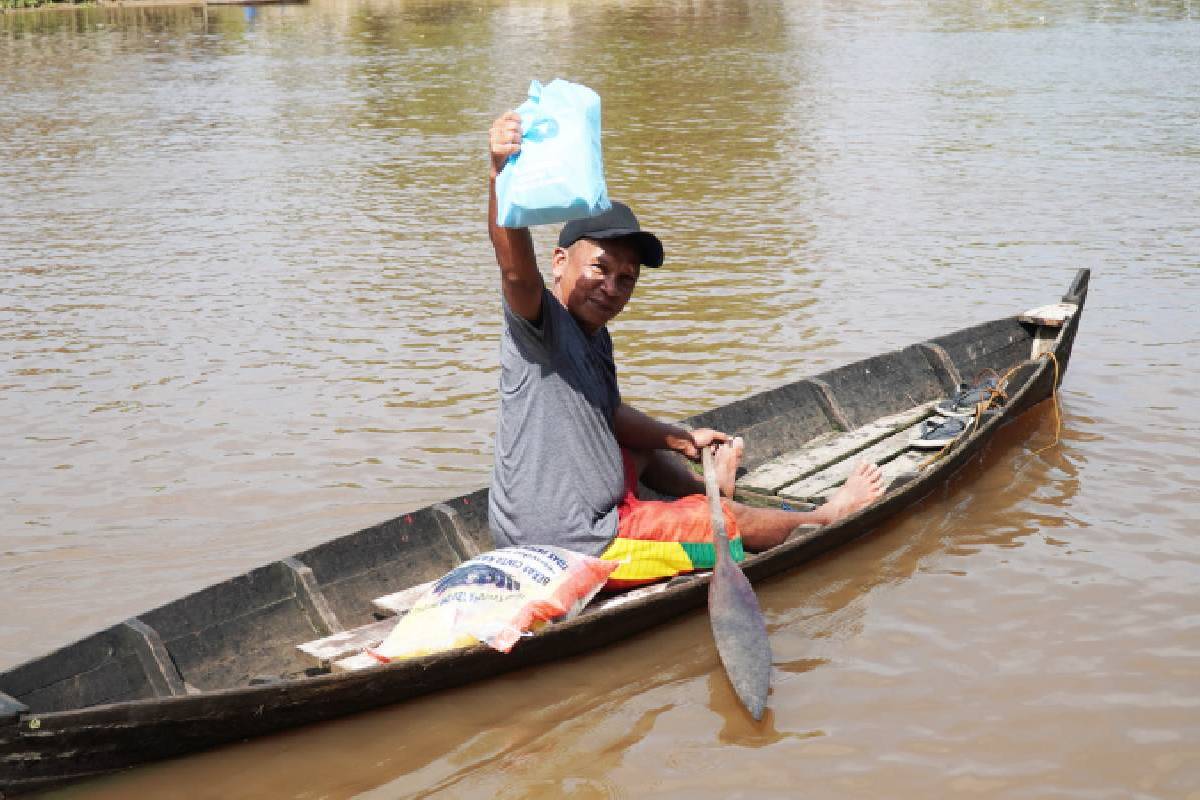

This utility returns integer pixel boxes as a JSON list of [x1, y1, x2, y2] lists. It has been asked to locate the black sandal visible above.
[[912, 416, 973, 449], [935, 377, 1003, 418]]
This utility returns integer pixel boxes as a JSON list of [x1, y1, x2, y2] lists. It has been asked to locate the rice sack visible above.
[[371, 546, 617, 660]]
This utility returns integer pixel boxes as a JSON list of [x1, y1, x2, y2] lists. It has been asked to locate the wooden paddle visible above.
[[701, 443, 772, 720]]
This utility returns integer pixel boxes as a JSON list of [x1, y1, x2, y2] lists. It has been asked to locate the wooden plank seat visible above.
[[373, 581, 436, 618], [778, 416, 933, 501], [297, 582, 435, 669], [1019, 302, 1077, 327], [737, 401, 938, 496], [297, 618, 398, 669], [333, 652, 384, 673], [743, 400, 1003, 506], [877, 449, 930, 491]]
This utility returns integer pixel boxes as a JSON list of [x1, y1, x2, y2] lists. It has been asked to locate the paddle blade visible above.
[[708, 552, 772, 720]]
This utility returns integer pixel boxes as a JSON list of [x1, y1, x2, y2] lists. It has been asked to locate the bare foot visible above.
[[712, 437, 744, 498], [822, 461, 885, 522]]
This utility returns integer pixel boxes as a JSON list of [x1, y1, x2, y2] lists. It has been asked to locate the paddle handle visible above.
[[700, 446, 730, 545]]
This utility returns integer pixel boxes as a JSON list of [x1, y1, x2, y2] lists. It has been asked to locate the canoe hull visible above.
[[0, 270, 1090, 796]]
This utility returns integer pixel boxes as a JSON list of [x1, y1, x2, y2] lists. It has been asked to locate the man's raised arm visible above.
[[488, 112, 543, 322]]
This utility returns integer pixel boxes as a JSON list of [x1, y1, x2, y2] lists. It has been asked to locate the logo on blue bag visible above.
[[434, 564, 520, 594]]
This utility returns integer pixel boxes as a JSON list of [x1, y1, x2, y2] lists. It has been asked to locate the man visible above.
[[486, 111, 883, 587]]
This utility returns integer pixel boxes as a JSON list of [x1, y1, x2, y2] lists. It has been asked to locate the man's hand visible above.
[[666, 427, 732, 462], [489, 112, 522, 180]]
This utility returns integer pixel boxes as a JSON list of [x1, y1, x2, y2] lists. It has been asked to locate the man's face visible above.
[[552, 237, 641, 333]]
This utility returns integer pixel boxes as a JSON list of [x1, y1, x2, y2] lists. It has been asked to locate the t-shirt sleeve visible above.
[[502, 289, 554, 353]]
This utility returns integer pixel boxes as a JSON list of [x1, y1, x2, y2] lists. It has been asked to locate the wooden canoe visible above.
[[0, 269, 1090, 796]]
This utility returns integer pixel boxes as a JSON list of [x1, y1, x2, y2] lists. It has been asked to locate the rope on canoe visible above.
[[1027, 351, 1062, 459], [919, 351, 1062, 469]]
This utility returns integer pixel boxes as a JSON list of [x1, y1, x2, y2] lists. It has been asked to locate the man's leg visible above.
[[731, 459, 885, 549], [636, 440, 886, 552]]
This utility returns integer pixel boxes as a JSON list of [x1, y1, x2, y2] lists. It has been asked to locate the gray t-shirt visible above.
[[488, 289, 625, 556]]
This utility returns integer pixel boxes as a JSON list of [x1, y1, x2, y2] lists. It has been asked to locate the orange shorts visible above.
[[600, 449, 744, 589]]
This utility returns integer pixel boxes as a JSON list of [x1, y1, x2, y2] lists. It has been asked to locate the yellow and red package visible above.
[[371, 546, 617, 660]]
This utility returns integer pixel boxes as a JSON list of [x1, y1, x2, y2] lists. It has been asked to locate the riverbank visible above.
[[1, 0, 291, 12], [1, 0, 186, 12]]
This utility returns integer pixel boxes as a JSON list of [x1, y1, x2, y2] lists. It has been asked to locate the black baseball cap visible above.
[[556, 201, 664, 267]]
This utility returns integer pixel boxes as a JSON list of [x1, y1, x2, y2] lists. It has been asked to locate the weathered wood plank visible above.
[[878, 450, 931, 494], [777, 420, 927, 500], [372, 581, 436, 618], [280, 557, 342, 637], [917, 341, 964, 389], [333, 652, 385, 673], [1020, 302, 1077, 327], [1031, 326, 1058, 358], [587, 578, 693, 613], [785, 524, 822, 543], [738, 402, 937, 494], [729, 483, 818, 513], [432, 503, 482, 561], [120, 619, 187, 698], [297, 618, 398, 666], [804, 377, 854, 430], [736, 431, 839, 494], [879, 450, 930, 490]]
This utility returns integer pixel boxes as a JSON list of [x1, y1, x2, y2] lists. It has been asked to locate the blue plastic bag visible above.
[[495, 79, 612, 228]]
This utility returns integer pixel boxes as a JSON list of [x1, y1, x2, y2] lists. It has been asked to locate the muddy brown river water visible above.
[[2, 0, 1198, 797]]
